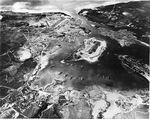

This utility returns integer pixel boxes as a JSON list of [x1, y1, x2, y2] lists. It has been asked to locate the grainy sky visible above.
[[0, 0, 140, 5], [0, 0, 140, 13]]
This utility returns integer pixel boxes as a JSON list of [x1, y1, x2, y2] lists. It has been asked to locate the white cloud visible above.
[[12, 2, 31, 12]]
